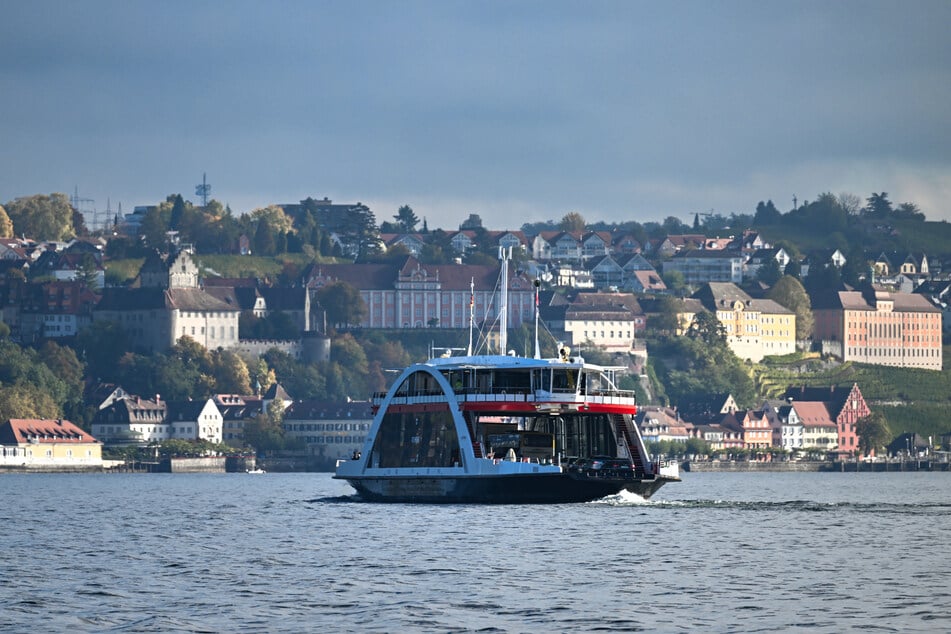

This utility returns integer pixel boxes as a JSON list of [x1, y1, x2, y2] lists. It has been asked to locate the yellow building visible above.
[[0, 419, 102, 470], [682, 283, 796, 362]]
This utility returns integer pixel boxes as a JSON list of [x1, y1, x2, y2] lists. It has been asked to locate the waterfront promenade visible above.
[[684, 458, 951, 472]]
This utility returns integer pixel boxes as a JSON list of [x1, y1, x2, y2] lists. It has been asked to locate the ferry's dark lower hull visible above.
[[335, 472, 678, 504]]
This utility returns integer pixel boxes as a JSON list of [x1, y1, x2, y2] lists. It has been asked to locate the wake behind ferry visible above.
[[334, 249, 679, 503]]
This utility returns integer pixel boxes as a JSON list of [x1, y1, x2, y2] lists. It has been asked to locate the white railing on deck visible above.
[[371, 388, 637, 407]]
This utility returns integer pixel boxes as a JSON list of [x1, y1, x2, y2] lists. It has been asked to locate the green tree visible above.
[[362, 339, 412, 370], [856, 411, 891, 455], [661, 215, 688, 235], [0, 204, 13, 237], [75, 321, 130, 382], [756, 258, 783, 285], [168, 194, 187, 231], [211, 349, 252, 395], [248, 358, 276, 395], [4, 193, 75, 240], [243, 309, 300, 340], [661, 269, 687, 295], [864, 192, 893, 219], [0, 340, 72, 418], [647, 295, 683, 335], [262, 348, 327, 399], [685, 436, 710, 457], [559, 212, 586, 233], [140, 206, 171, 249], [687, 311, 726, 346], [804, 262, 842, 294], [243, 401, 288, 451], [171, 336, 214, 375], [753, 200, 781, 225], [319, 232, 334, 257], [116, 337, 216, 401], [332, 334, 369, 376], [38, 340, 85, 410], [253, 217, 277, 255], [348, 204, 382, 260], [651, 336, 756, 409], [894, 202, 925, 221], [418, 229, 453, 264], [394, 205, 420, 233], [71, 205, 89, 236], [787, 192, 847, 233], [317, 281, 368, 328], [251, 204, 295, 236], [766, 275, 814, 340], [840, 247, 870, 286], [0, 384, 61, 421], [331, 334, 370, 399], [75, 253, 101, 289]]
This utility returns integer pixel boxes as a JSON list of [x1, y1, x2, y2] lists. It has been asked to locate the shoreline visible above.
[[684, 460, 951, 472]]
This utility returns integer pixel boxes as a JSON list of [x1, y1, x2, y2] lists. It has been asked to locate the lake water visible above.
[[2, 471, 949, 633]]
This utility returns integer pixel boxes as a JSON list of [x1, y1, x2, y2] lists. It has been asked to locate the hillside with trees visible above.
[[2, 187, 950, 455]]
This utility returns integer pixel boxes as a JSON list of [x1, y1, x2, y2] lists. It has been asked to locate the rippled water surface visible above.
[[2, 471, 950, 632]]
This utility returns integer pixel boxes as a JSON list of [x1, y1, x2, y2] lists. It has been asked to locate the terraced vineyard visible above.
[[753, 348, 951, 441]]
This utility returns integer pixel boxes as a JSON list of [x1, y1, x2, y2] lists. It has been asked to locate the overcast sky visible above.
[[2, 0, 949, 230]]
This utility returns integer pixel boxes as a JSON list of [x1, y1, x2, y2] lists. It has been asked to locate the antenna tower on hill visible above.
[[195, 172, 211, 207]]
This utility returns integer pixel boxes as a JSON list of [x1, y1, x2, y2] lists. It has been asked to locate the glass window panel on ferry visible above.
[[370, 408, 460, 468], [394, 371, 442, 396], [520, 413, 618, 458]]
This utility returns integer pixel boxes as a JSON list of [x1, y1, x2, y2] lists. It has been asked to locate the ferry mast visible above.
[[498, 246, 511, 354]]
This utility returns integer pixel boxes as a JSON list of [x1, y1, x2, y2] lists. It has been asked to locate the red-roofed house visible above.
[[740, 409, 772, 449], [628, 270, 667, 294], [0, 419, 102, 469], [789, 401, 838, 451], [637, 407, 689, 444], [18, 280, 100, 343], [784, 384, 869, 455]]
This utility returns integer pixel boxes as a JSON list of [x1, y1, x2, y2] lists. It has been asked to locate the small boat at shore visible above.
[[333, 248, 679, 503], [246, 468, 266, 475]]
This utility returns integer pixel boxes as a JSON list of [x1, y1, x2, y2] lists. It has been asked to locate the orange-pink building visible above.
[[304, 256, 536, 330], [813, 287, 942, 370], [725, 409, 772, 449]]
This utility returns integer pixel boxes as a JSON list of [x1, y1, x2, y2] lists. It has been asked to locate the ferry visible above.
[[333, 249, 679, 503]]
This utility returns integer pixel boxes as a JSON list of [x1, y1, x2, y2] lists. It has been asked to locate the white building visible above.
[[94, 250, 241, 353], [777, 404, 804, 451], [91, 396, 223, 446]]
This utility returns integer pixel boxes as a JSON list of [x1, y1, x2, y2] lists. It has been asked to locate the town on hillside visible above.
[[0, 191, 948, 472]]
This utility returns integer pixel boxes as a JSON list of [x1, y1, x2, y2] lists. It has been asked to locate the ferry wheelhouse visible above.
[[334, 247, 679, 503]]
